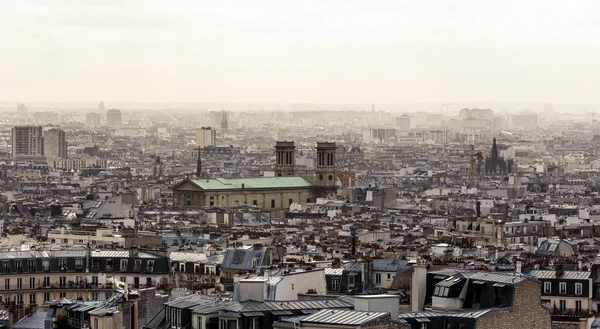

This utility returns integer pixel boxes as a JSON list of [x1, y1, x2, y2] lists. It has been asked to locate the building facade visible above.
[[43, 128, 67, 158], [11, 126, 44, 158]]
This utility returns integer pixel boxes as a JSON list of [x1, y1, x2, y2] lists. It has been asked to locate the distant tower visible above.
[[315, 142, 337, 187], [221, 110, 229, 128], [98, 101, 106, 111], [196, 147, 202, 179], [274, 141, 295, 176], [153, 156, 163, 178]]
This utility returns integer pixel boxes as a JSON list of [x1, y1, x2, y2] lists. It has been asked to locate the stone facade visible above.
[[476, 279, 552, 329]]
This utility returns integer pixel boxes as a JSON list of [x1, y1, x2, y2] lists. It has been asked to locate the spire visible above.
[[196, 147, 202, 179]]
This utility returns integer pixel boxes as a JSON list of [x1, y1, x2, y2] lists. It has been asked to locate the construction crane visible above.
[[447, 144, 483, 187]]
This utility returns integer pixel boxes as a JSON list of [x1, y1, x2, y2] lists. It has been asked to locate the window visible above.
[[576, 300, 582, 312], [58, 259, 67, 270], [481, 226, 485, 234], [92, 276, 98, 285], [92, 292, 98, 300], [28, 261, 35, 272], [59, 293, 65, 298], [17, 278, 22, 290], [17, 294, 23, 304], [44, 293, 50, 302], [42, 260, 50, 271], [575, 283, 583, 295], [147, 260, 154, 272], [249, 317, 261, 329], [75, 259, 83, 270], [544, 282, 551, 294], [252, 200, 258, 206], [43, 277, 50, 287], [29, 293, 36, 305], [559, 300, 566, 311], [348, 276, 355, 287], [94, 319, 99, 329], [59, 277, 66, 287], [4, 279, 8, 290], [271, 199, 275, 208], [29, 278, 35, 289], [16, 261, 23, 273], [332, 279, 340, 290], [179, 263, 185, 272], [375, 273, 381, 284], [120, 259, 128, 271], [559, 282, 567, 294], [3, 262, 10, 274], [106, 259, 113, 271], [387, 273, 392, 280], [289, 199, 293, 206], [420, 323, 428, 329]]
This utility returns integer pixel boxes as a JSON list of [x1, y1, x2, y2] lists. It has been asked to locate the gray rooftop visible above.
[[301, 309, 389, 325]]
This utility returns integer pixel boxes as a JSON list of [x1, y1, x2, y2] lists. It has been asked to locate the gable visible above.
[[172, 180, 203, 191]]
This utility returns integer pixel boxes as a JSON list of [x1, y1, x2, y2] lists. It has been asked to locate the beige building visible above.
[[173, 142, 338, 209], [196, 127, 216, 148], [43, 128, 67, 158]]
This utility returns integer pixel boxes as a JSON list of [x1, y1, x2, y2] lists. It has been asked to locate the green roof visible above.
[[190, 177, 314, 190]]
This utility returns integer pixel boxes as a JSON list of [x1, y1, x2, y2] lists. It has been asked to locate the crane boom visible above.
[[447, 144, 483, 187]]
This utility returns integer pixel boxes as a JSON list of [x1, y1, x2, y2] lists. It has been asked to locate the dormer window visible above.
[[147, 260, 154, 272], [559, 282, 567, 294], [120, 259, 128, 271]]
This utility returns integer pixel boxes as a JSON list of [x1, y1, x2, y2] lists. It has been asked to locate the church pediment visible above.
[[173, 180, 203, 191]]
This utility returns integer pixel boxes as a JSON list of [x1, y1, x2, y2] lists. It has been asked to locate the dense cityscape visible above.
[[0, 102, 597, 329]]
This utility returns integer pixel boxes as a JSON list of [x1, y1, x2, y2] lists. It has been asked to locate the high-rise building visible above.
[[44, 128, 67, 158], [98, 101, 106, 111], [196, 127, 216, 148], [85, 112, 102, 127], [106, 109, 122, 127], [11, 126, 44, 158], [396, 115, 411, 131]]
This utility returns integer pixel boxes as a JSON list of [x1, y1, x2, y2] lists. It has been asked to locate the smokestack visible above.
[[411, 260, 427, 312], [476, 201, 481, 218], [350, 225, 358, 257]]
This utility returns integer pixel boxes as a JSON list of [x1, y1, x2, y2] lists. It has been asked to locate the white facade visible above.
[[196, 127, 216, 148]]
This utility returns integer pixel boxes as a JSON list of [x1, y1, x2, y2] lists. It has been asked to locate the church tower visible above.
[[274, 141, 295, 176], [315, 142, 337, 187], [196, 147, 202, 179]]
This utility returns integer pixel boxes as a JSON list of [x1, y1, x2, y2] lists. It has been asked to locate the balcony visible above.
[[551, 308, 593, 321]]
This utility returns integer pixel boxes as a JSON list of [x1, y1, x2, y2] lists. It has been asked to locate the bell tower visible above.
[[274, 141, 296, 176], [315, 142, 337, 187]]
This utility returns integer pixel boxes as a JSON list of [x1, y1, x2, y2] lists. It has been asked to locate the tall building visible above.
[[221, 110, 229, 130], [98, 101, 106, 111], [11, 126, 44, 157], [396, 114, 411, 131], [106, 109, 122, 127], [85, 112, 102, 127], [196, 127, 216, 148], [44, 128, 67, 158]]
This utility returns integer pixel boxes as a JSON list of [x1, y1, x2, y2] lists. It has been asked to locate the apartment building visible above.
[[0, 249, 169, 309]]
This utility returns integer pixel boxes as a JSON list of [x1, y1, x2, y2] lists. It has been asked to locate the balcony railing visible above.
[[0, 281, 116, 291], [551, 308, 592, 318]]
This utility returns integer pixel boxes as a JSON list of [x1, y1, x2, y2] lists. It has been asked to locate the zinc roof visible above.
[[12, 310, 48, 329], [189, 177, 313, 191], [90, 250, 160, 259], [301, 309, 388, 325], [529, 270, 591, 280], [398, 309, 492, 319]]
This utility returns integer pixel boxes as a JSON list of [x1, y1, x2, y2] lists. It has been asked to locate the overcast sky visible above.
[[1, 0, 599, 104]]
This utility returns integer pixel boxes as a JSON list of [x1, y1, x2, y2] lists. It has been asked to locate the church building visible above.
[[171, 142, 337, 208]]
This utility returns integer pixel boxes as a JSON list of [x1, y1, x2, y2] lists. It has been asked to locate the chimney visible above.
[[555, 264, 564, 278], [350, 225, 358, 257], [411, 261, 427, 312]]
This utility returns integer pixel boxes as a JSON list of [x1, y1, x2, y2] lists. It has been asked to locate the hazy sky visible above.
[[1, 0, 599, 104]]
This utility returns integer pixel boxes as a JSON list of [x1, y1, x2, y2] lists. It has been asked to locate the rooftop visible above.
[[187, 177, 314, 190]]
